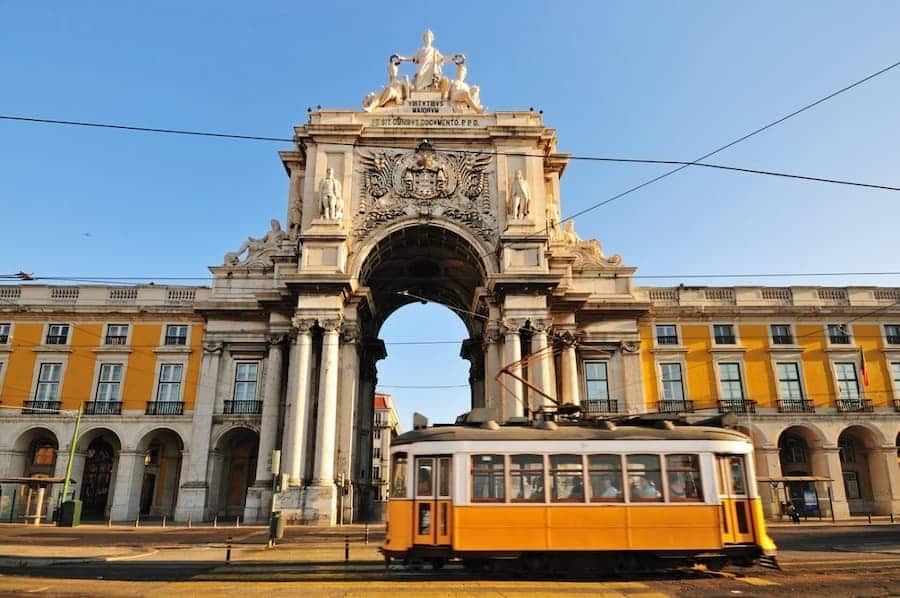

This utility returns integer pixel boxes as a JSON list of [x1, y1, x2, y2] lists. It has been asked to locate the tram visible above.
[[380, 414, 777, 572]]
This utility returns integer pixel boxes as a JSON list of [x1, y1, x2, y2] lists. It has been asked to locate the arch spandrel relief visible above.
[[353, 140, 497, 245]]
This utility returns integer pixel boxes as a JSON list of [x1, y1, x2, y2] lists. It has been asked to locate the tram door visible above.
[[413, 456, 452, 546], [716, 455, 755, 544]]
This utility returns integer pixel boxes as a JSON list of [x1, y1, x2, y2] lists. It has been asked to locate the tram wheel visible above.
[[430, 557, 446, 570]]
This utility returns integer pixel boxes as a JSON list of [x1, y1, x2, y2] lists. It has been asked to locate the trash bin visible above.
[[270, 512, 285, 540], [57, 500, 82, 527]]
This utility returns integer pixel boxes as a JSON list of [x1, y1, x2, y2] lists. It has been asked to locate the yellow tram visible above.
[[380, 416, 777, 572]]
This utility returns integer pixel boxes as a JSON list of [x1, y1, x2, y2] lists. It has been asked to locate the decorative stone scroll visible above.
[[551, 220, 622, 269], [354, 141, 497, 244]]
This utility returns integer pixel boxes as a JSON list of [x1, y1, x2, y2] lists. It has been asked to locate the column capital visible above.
[[621, 341, 640, 354], [503, 319, 527, 335], [482, 327, 502, 346], [530, 319, 552, 333], [340, 323, 360, 344], [266, 331, 291, 347], [291, 317, 317, 333], [321, 318, 343, 333], [202, 341, 225, 355]]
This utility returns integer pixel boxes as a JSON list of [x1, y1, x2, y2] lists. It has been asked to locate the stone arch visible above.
[[209, 426, 259, 519], [838, 425, 886, 515], [10, 427, 60, 478], [134, 428, 185, 518], [735, 423, 768, 447], [76, 427, 122, 519], [777, 425, 830, 517]]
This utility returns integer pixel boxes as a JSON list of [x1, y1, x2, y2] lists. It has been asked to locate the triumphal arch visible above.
[[186, 31, 640, 524]]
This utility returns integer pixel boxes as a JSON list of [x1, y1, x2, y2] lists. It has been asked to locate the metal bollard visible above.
[[364, 522, 369, 545], [891, 513, 895, 523], [868, 512, 872, 524], [213, 515, 218, 528], [162, 515, 167, 528], [344, 535, 349, 562], [235, 515, 240, 528], [226, 536, 232, 564], [107, 516, 112, 528], [134, 514, 140, 528], [187, 515, 192, 529]]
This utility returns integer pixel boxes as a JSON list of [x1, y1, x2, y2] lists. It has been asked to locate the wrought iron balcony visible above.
[[45, 335, 68, 345], [104, 335, 128, 345], [828, 334, 851, 345], [887, 335, 900, 345], [717, 399, 757, 414], [583, 399, 619, 414], [223, 400, 263, 415], [164, 335, 187, 346], [656, 335, 679, 345], [772, 335, 794, 345], [84, 401, 122, 415], [777, 398, 815, 413], [22, 400, 61, 414], [658, 399, 694, 414], [835, 397, 873, 413], [145, 401, 185, 416], [714, 335, 737, 345]]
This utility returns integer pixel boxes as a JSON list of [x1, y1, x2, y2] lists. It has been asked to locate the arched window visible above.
[[839, 436, 857, 464], [26, 438, 58, 476], [779, 434, 809, 466]]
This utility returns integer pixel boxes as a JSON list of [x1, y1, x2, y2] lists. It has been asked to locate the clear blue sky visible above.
[[2, 2, 899, 429]]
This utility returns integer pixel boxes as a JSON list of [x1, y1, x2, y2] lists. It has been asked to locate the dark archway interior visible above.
[[359, 225, 489, 335]]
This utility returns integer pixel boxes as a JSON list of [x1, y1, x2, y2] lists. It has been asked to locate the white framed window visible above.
[[45, 324, 70, 345], [834, 362, 860, 400], [713, 324, 736, 345], [373, 466, 381, 481], [232, 362, 259, 402], [35, 363, 62, 401], [0, 323, 10, 344], [373, 446, 382, 459], [718, 362, 744, 400], [827, 324, 851, 345], [776, 362, 804, 400], [156, 363, 183, 402], [655, 324, 679, 345], [373, 428, 381, 440], [584, 361, 610, 411], [95, 363, 123, 402], [660, 362, 685, 401], [105, 324, 129, 345], [885, 325, 900, 345], [164, 325, 189, 346], [770, 324, 794, 345]]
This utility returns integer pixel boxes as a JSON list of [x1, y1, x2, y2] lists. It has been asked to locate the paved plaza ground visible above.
[[0, 520, 897, 596]]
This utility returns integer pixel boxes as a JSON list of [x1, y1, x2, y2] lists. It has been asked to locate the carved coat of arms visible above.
[[355, 141, 495, 243]]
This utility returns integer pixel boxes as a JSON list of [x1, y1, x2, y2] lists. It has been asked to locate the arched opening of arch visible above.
[[135, 429, 184, 519], [838, 425, 883, 515], [211, 427, 259, 519], [352, 224, 491, 520], [77, 428, 122, 519], [5, 428, 60, 522], [777, 426, 825, 516]]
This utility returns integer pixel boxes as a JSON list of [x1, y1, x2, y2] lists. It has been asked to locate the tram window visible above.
[[550, 455, 585, 502], [390, 453, 408, 498], [438, 457, 451, 497], [728, 457, 748, 495], [588, 454, 623, 502], [417, 458, 435, 497], [665, 454, 703, 502], [471, 455, 505, 502], [626, 455, 663, 502], [510, 454, 545, 502]]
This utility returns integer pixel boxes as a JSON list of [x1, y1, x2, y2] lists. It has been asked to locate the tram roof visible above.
[[392, 422, 749, 446]]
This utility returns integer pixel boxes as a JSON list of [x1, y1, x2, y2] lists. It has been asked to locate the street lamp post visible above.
[[60, 403, 83, 503]]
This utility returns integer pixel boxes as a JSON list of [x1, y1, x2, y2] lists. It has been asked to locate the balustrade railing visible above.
[[145, 401, 185, 415], [84, 401, 122, 415], [658, 399, 694, 413], [777, 399, 815, 413], [22, 400, 61, 414], [223, 400, 263, 415], [835, 398, 873, 413], [717, 399, 757, 414]]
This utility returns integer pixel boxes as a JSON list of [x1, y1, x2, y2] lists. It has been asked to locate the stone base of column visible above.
[[174, 483, 209, 522], [830, 499, 851, 520], [243, 484, 272, 525], [273, 484, 337, 525]]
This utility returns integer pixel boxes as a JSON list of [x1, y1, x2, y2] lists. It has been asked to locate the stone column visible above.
[[313, 319, 341, 484], [871, 446, 900, 514], [246, 334, 286, 524], [502, 323, 524, 419], [306, 318, 341, 525], [530, 322, 555, 411], [756, 446, 783, 518], [284, 320, 314, 485], [175, 341, 223, 522], [335, 323, 359, 524], [559, 339, 581, 406], [820, 446, 850, 519], [461, 338, 485, 409], [620, 342, 644, 414], [482, 328, 502, 414], [109, 450, 144, 522]]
